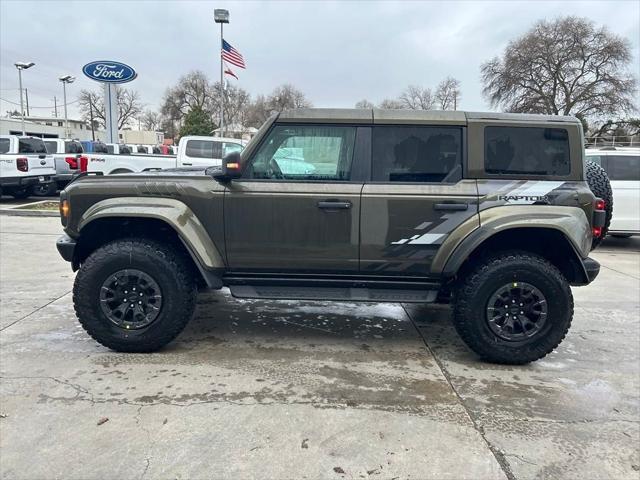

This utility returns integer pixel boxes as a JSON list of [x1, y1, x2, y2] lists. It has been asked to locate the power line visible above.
[[0, 97, 79, 109]]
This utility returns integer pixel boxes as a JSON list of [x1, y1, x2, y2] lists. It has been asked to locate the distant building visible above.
[[0, 116, 104, 141], [0, 116, 163, 145], [212, 124, 258, 141]]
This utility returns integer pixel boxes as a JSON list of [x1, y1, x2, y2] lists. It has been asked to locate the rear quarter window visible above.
[[485, 126, 570, 176], [604, 155, 640, 181]]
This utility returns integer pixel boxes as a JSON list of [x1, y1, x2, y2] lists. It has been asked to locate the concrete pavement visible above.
[[0, 215, 638, 479]]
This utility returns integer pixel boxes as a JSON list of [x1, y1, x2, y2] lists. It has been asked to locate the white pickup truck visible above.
[[82, 136, 244, 175], [0, 135, 56, 199], [585, 147, 640, 237]]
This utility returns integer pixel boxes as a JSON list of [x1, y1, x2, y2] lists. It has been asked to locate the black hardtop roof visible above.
[[276, 108, 580, 125]]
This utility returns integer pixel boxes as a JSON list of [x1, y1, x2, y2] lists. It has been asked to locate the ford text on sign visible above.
[[82, 61, 137, 83]]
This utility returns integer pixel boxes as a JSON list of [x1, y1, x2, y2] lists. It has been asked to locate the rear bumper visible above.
[[582, 257, 600, 283], [0, 175, 53, 188], [56, 234, 76, 263]]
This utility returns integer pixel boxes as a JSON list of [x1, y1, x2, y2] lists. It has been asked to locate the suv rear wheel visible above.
[[73, 238, 198, 352], [452, 251, 573, 364]]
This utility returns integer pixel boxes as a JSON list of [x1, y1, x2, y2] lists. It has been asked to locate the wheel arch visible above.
[[436, 206, 593, 286], [73, 197, 224, 288], [443, 226, 590, 285]]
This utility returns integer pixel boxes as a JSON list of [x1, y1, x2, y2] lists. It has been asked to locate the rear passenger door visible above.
[[360, 125, 478, 276]]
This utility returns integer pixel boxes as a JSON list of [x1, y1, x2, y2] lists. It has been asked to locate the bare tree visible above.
[[244, 94, 271, 128], [141, 110, 161, 131], [160, 71, 217, 125], [213, 82, 252, 128], [378, 98, 404, 109], [399, 85, 435, 110], [78, 87, 143, 129], [267, 84, 312, 112], [435, 77, 461, 110], [355, 99, 374, 109], [481, 16, 637, 119]]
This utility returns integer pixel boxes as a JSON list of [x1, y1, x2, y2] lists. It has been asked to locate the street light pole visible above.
[[214, 9, 229, 138], [59, 75, 75, 138], [14, 62, 35, 136]]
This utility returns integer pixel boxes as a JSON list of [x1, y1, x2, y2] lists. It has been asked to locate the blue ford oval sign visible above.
[[82, 61, 137, 83]]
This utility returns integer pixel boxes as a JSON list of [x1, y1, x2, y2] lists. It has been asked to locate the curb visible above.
[[0, 209, 59, 217]]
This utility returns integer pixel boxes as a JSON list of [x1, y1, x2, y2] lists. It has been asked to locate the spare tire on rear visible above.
[[585, 160, 613, 250]]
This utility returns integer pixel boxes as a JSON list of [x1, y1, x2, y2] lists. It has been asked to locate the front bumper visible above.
[[56, 234, 76, 263], [582, 257, 600, 283]]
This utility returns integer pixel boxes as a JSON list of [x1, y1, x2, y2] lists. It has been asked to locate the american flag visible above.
[[222, 39, 246, 69]]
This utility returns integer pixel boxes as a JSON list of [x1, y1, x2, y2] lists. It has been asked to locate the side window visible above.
[[120, 145, 131, 155], [152, 146, 161, 154], [106, 145, 115, 154], [605, 155, 640, 181], [485, 126, 570, 176], [185, 140, 223, 159], [372, 126, 462, 183], [65, 141, 83, 154], [137, 146, 146, 154], [45, 141, 58, 154], [245, 125, 356, 181], [0, 138, 10, 154]]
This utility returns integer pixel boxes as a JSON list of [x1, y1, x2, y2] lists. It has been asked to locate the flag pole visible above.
[[220, 23, 224, 138]]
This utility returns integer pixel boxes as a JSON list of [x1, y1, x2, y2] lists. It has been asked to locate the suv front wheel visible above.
[[452, 251, 573, 364], [73, 238, 198, 352]]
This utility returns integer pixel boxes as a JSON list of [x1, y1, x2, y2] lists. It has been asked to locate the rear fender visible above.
[[435, 205, 592, 277]]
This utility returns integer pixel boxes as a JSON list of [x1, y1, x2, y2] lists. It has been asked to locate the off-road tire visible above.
[[73, 238, 198, 352], [452, 251, 573, 364], [586, 160, 613, 249], [31, 182, 57, 197]]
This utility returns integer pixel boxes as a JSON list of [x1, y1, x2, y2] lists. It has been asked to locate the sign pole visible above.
[[220, 22, 224, 138]]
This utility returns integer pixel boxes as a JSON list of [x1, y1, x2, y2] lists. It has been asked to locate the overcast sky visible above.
[[1, 0, 638, 121]]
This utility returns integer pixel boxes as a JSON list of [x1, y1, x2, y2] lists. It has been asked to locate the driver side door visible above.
[[223, 123, 366, 273]]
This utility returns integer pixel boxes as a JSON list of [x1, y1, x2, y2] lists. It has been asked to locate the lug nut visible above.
[[138, 301, 142, 304], [130, 304, 134, 307]]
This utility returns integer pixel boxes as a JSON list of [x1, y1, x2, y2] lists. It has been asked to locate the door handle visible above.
[[434, 202, 468, 211], [317, 200, 352, 210]]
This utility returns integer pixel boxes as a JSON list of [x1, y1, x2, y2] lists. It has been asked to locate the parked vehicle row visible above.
[[0, 135, 245, 198], [0, 135, 56, 198]]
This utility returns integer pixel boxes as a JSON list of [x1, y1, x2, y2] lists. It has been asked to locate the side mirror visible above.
[[212, 151, 242, 181]]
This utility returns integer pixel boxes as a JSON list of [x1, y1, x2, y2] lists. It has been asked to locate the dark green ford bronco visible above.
[[56, 109, 609, 364]]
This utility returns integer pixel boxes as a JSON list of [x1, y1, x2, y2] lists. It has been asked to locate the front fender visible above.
[[78, 196, 225, 270], [434, 205, 591, 276]]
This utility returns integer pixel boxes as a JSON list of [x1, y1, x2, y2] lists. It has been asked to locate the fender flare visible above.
[[434, 205, 592, 278], [78, 197, 225, 282]]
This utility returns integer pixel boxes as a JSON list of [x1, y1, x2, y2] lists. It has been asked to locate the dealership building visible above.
[[0, 115, 163, 144]]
